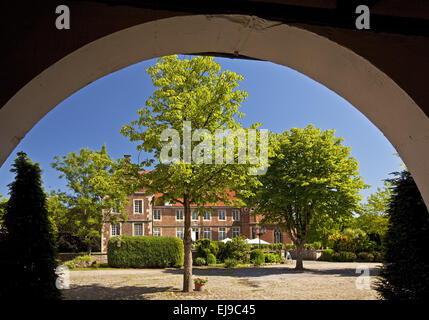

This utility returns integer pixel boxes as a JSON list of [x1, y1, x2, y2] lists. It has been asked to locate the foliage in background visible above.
[[250, 249, 265, 265], [247, 125, 367, 270], [0, 152, 61, 300], [351, 182, 391, 245], [107, 235, 184, 268], [307, 213, 352, 248], [120, 55, 262, 291], [376, 171, 429, 300], [0, 195, 7, 230], [51, 145, 136, 253]]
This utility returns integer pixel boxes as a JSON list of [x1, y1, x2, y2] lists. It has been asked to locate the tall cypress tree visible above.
[[0, 152, 61, 299], [375, 170, 429, 299]]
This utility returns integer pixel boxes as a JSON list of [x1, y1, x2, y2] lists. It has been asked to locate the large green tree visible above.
[[0, 152, 60, 299], [376, 171, 429, 299], [248, 125, 366, 270], [350, 181, 391, 244], [51, 145, 136, 253], [120, 55, 262, 291]]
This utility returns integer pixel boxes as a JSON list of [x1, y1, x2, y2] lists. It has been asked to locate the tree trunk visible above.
[[182, 196, 193, 292], [295, 241, 305, 270]]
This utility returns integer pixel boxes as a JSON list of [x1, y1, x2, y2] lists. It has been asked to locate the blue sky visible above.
[[0, 56, 403, 201]]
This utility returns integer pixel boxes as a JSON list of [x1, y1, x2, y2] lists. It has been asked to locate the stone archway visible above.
[[0, 14, 428, 207]]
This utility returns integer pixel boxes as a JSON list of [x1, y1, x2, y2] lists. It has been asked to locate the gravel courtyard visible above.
[[62, 261, 382, 300]]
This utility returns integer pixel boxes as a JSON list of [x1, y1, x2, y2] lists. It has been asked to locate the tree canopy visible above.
[[248, 125, 367, 269], [51, 145, 136, 252], [120, 55, 263, 291]]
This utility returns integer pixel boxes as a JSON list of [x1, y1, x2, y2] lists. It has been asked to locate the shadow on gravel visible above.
[[63, 285, 176, 300], [163, 265, 380, 278]]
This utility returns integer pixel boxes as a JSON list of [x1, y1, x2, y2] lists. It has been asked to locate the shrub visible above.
[[335, 251, 357, 262], [311, 241, 322, 250], [265, 252, 282, 263], [250, 249, 265, 266], [352, 234, 376, 253], [224, 258, 239, 268], [108, 236, 184, 268], [319, 248, 335, 261], [63, 260, 76, 269], [224, 236, 250, 263], [194, 257, 206, 266], [328, 232, 354, 252], [373, 251, 384, 262], [206, 253, 217, 265], [357, 252, 374, 262], [62, 255, 93, 269]]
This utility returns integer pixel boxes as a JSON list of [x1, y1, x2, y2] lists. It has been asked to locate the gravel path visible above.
[[62, 261, 382, 300]]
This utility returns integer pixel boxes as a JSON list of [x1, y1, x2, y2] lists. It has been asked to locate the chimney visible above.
[[124, 154, 131, 162]]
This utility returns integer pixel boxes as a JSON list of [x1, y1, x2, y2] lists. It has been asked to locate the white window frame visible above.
[[232, 209, 240, 221], [111, 223, 121, 236], [218, 210, 226, 221], [153, 209, 161, 221], [203, 227, 211, 240], [203, 211, 211, 221], [153, 227, 161, 237], [192, 227, 199, 241], [176, 227, 184, 239], [218, 227, 226, 241], [110, 207, 120, 214], [176, 209, 184, 221], [232, 227, 240, 238], [134, 199, 144, 214], [192, 209, 199, 221], [133, 223, 143, 236]]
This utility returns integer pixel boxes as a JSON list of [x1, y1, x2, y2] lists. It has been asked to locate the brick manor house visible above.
[[101, 191, 291, 253]]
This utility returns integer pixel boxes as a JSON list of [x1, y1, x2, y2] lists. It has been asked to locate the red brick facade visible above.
[[101, 192, 291, 252]]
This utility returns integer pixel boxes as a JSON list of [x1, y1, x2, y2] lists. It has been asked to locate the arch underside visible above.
[[0, 14, 428, 207]]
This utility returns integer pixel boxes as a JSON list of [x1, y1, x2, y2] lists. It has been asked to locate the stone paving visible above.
[[62, 261, 382, 300]]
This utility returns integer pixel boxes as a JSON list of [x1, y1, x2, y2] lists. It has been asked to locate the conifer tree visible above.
[[376, 170, 429, 299], [0, 152, 61, 299]]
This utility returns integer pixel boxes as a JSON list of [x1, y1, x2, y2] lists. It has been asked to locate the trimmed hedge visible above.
[[108, 236, 184, 268]]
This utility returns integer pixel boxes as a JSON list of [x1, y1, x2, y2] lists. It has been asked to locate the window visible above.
[[153, 227, 161, 237], [252, 227, 256, 239], [192, 210, 199, 221], [233, 210, 240, 221], [218, 210, 226, 221], [176, 209, 183, 220], [134, 200, 143, 214], [192, 227, 199, 241], [232, 227, 240, 238], [111, 224, 120, 236], [203, 227, 211, 240], [176, 227, 184, 239], [274, 229, 283, 243], [134, 223, 143, 236], [204, 211, 211, 221], [153, 209, 161, 220], [218, 227, 226, 241], [111, 207, 120, 214]]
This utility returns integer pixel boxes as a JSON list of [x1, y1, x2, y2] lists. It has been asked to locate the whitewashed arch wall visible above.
[[1, 14, 428, 207]]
